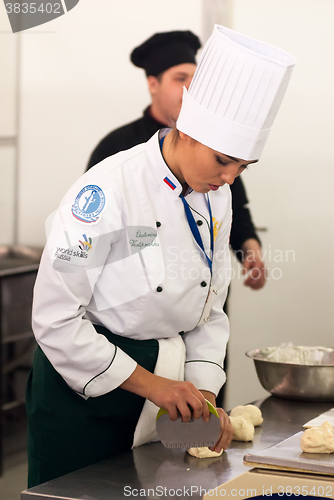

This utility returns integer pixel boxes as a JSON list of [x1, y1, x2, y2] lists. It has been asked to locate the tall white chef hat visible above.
[[176, 24, 296, 161]]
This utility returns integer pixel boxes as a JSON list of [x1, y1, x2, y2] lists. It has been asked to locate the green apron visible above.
[[26, 326, 159, 488]]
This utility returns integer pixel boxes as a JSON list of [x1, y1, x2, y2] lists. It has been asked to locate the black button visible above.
[[179, 331, 185, 336], [200, 281, 207, 287], [197, 220, 203, 226], [156, 286, 163, 292], [156, 221, 161, 228]]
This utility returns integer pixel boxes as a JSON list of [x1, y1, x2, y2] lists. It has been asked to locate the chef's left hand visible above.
[[200, 390, 233, 453], [241, 238, 266, 290], [212, 407, 233, 453]]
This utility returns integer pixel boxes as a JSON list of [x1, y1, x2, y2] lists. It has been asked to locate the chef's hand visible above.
[[200, 390, 233, 452], [120, 365, 210, 423], [212, 408, 233, 453], [240, 238, 266, 290]]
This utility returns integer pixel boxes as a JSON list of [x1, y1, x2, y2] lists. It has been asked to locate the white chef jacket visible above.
[[32, 130, 232, 399]]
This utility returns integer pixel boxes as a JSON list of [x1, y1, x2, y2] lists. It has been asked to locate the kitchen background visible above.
[[1, 0, 333, 417]]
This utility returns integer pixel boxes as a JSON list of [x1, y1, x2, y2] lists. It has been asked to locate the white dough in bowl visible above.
[[229, 405, 263, 426], [230, 416, 254, 442], [300, 421, 334, 454], [187, 447, 224, 459]]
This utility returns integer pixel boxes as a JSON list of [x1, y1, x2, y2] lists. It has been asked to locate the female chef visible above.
[[26, 25, 295, 487]]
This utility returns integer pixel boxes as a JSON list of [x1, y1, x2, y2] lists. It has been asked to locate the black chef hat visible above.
[[130, 30, 201, 77]]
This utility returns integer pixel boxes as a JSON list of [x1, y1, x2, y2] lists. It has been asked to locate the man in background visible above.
[[86, 30, 266, 405]]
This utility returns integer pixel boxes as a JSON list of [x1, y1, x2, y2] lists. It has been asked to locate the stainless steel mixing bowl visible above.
[[246, 347, 334, 402]]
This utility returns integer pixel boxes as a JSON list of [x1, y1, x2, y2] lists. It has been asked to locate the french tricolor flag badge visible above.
[[163, 176, 176, 190]]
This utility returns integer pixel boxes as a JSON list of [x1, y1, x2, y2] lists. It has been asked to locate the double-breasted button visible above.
[[156, 221, 161, 228], [197, 220, 203, 226], [156, 286, 163, 292], [200, 281, 207, 287]]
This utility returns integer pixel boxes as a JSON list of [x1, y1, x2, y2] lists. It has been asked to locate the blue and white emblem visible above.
[[71, 185, 106, 223]]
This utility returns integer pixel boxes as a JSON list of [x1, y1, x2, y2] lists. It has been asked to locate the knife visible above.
[[156, 399, 221, 449]]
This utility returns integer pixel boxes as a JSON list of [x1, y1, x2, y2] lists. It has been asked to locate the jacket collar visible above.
[[145, 129, 184, 198]]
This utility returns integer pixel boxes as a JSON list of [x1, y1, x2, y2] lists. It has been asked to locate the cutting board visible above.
[[244, 432, 334, 475]]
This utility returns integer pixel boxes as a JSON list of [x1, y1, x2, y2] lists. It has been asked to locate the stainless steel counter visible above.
[[21, 397, 334, 500]]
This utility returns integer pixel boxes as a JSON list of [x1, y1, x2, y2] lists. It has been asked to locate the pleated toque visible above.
[[176, 24, 296, 161]]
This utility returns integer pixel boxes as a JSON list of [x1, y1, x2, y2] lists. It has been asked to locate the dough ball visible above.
[[230, 405, 263, 426], [187, 447, 224, 459], [300, 421, 334, 454], [230, 416, 255, 442]]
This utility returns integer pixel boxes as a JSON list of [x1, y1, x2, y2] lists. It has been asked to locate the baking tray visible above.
[[244, 432, 334, 475]]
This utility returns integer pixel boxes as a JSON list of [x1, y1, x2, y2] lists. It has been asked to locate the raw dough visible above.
[[230, 405, 263, 426], [187, 447, 224, 459], [300, 421, 334, 454], [230, 416, 255, 442], [187, 404, 262, 455]]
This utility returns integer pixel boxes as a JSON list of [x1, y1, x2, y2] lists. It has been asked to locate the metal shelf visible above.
[[0, 256, 40, 475]]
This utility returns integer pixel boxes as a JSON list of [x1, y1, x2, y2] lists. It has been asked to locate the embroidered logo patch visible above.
[[79, 234, 92, 252], [71, 185, 105, 223], [212, 217, 222, 242], [52, 225, 98, 269], [163, 176, 176, 190]]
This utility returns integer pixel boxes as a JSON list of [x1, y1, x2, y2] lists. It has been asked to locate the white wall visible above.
[[0, 8, 18, 244], [0, 16, 17, 136], [16, 0, 201, 246], [224, 0, 334, 409]]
